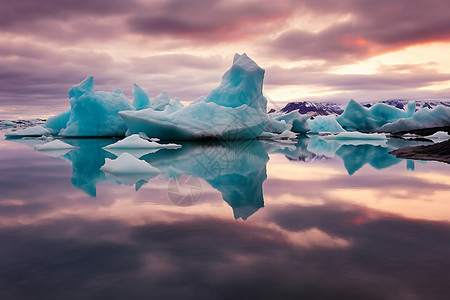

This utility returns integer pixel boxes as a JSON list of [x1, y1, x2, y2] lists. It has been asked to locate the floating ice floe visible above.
[[323, 132, 387, 140], [103, 134, 181, 149], [33, 140, 77, 157], [259, 130, 298, 142], [46, 76, 135, 137], [6, 125, 53, 137], [103, 134, 182, 157], [120, 53, 271, 140], [377, 106, 450, 132], [424, 131, 450, 142], [34, 140, 77, 150], [336, 99, 415, 132], [308, 115, 345, 133], [321, 132, 387, 146]]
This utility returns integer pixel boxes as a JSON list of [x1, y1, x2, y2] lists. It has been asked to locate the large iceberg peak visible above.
[[132, 83, 150, 110], [203, 53, 267, 113], [68, 75, 94, 99]]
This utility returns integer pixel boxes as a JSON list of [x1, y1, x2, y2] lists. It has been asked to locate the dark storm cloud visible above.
[[127, 0, 291, 42], [1, 0, 449, 58], [0, 0, 133, 28], [270, 0, 450, 62]]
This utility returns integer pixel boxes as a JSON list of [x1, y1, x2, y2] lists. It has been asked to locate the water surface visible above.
[[1, 133, 449, 299]]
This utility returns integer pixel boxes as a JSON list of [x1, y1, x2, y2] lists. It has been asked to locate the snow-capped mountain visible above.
[[272, 101, 345, 116], [274, 100, 450, 115]]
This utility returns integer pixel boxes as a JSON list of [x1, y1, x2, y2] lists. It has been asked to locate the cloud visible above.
[[0, 0, 133, 28], [265, 64, 450, 94], [127, 0, 292, 43], [268, 0, 450, 63], [1, 206, 450, 299]]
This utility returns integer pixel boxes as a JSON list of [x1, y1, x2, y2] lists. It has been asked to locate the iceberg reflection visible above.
[[141, 140, 269, 220], [6, 134, 430, 218]]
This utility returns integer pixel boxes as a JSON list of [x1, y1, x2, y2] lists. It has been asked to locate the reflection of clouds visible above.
[[264, 162, 450, 222], [2, 136, 450, 298], [1, 208, 450, 299]]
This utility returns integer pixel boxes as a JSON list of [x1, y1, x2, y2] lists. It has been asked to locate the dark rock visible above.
[[389, 140, 450, 164]]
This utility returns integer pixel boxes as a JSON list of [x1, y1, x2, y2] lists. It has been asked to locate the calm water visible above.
[[1, 131, 450, 300]]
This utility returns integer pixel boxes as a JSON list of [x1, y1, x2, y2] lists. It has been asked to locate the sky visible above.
[[1, 0, 450, 119]]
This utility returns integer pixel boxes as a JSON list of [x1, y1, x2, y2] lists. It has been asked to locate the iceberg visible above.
[[48, 76, 135, 137], [308, 115, 345, 133], [336, 99, 415, 132], [103, 134, 181, 149], [202, 53, 266, 112], [6, 125, 52, 137], [132, 84, 176, 112], [267, 111, 311, 134], [34, 140, 77, 150], [377, 106, 450, 132], [120, 53, 269, 140]]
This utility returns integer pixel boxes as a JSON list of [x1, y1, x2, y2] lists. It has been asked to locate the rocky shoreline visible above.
[[389, 139, 450, 164]]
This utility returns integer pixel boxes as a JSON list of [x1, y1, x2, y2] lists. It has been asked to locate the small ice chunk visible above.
[[268, 111, 311, 134], [321, 132, 387, 146], [259, 130, 297, 142], [103, 134, 181, 149], [34, 140, 77, 150], [0, 120, 14, 126], [308, 115, 345, 133], [100, 153, 161, 175], [323, 132, 387, 140], [6, 125, 52, 137], [425, 131, 450, 142]]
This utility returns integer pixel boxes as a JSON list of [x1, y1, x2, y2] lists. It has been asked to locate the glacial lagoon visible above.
[[1, 133, 450, 299]]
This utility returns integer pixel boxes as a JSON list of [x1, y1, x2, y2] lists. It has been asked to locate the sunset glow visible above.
[[0, 0, 449, 119]]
